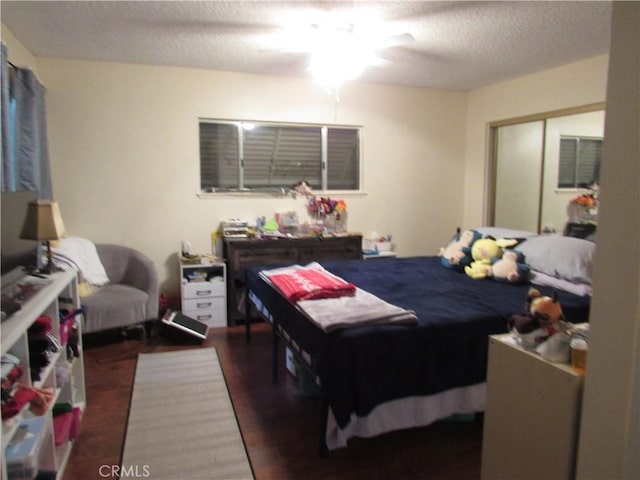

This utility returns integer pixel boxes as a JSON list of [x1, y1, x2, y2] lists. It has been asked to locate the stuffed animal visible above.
[[438, 228, 481, 271], [528, 288, 567, 333], [464, 237, 501, 279], [487, 250, 529, 283], [508, 288, 569, 348]]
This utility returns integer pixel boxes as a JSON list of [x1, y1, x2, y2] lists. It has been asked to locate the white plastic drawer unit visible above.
[[182, 278, 225, 299], [179, 261, 227, 328]]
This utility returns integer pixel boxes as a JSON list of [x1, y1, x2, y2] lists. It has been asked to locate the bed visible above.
[[243, 231, 594, 452]]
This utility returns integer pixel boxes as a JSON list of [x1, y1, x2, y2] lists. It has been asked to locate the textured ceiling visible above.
[[0, 1, 612, 90]]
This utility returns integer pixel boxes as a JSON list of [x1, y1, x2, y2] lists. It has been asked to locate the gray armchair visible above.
[[81, 244, 159, 334]]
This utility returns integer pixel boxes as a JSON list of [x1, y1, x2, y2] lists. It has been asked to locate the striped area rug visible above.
[[120, 348, 254, 480]]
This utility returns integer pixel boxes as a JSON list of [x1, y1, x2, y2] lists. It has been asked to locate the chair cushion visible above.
[[82, 284, 149, 334]]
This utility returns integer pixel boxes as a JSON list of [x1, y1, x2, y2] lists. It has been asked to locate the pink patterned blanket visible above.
[[266, 265, 356, 302]]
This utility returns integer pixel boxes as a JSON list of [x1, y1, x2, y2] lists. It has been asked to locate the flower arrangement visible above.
[[570, 184, 599, 208], [307, 196, 347, 220], [571, 193, 597, 207], [568, 184, 599, 224]]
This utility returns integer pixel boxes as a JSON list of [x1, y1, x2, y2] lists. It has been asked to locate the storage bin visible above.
[[5, 416, 48, 480], [69, 407, 83, 440], [291, 353, 320, 396], [285, 347, 297, 377], [53, 412, 73, 446]]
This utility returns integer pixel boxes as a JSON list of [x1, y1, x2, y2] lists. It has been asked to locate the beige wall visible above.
[[1, 25, 37, 71]]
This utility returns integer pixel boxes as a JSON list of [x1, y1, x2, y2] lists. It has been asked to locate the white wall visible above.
[[1, 28, 467, 294]]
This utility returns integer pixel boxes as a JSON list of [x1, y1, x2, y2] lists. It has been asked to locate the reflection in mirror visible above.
[[541, 111, 604, 233], [491, 107, 604, 235], [494, 121, 544, 232]]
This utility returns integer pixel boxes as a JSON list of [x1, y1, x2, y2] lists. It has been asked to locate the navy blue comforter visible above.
[[245, 256, 590, 428]]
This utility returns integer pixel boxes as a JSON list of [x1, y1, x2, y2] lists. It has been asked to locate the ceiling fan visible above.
[[261, 20, 415, 86]]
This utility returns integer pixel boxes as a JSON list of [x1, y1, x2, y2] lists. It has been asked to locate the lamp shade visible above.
[[20, 200, 66, 241]]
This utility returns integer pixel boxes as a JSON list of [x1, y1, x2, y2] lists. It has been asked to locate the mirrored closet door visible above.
[[490, 105, 605, 233]]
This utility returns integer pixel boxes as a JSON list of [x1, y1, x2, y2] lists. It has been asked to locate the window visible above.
[[558, 136, 603, 188], [199, 120, 361, 193]]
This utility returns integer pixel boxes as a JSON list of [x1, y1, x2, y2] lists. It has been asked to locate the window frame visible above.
[[198, 119, 363, 196], [557, 135, 603, 190]]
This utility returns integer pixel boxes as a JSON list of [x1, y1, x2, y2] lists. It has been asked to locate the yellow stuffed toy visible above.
[[465, 236, 519, 280], [464, 237, 499, 279]]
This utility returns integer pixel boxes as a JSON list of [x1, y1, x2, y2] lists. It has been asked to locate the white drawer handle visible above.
[[196, 290, 212, 296], [197, 302, 212, 308], [197, 315, 213, 320]]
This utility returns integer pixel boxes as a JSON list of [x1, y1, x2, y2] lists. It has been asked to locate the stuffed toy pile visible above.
[[439, 229, 530, 284]]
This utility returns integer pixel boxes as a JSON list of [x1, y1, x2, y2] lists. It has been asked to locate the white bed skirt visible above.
[[325, 383, 486, 450]]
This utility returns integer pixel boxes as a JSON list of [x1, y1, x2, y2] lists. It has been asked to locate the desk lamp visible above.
[[20, 200, 66, 274]]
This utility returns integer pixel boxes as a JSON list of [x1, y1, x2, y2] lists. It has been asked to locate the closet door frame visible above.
[[486, 102, 605, 232]]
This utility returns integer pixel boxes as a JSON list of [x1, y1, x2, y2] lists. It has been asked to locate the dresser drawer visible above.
[[298, 240, 361, 262], [182, 297, 223, 311], [182, 279, 225, 299], [232, 246, 297, 268], [183, 302, 226, 328]]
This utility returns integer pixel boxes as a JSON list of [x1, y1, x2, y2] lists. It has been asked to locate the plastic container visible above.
[[375, 241, 392, 252], [570, 338, 588, 374], [5, 416, 48, 480]]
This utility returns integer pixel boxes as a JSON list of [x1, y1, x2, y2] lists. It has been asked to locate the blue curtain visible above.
[[1, 42, 53, 198], [1, 43, 11, 190]]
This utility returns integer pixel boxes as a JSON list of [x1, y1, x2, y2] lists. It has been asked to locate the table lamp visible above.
[[20, 199, 66, 274]]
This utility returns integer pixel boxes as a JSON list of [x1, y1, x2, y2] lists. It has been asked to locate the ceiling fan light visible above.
[[308, 31, 372, 86], [309, 50, 366, 86]]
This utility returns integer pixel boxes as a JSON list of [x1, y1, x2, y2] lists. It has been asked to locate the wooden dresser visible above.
[[223, 235, 362, 325]]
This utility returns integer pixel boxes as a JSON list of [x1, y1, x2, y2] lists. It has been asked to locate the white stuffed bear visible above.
[[487, 249, 529, 284]]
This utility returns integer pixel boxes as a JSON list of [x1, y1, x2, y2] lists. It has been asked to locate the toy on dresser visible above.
[[508, 288, 576, 362]]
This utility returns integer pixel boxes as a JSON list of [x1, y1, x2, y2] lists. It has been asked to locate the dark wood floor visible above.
[[63, 322, 483, 480]]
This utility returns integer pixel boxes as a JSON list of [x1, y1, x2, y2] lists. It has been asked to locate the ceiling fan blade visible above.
[[369, 55, 394, 68], [379, 32, 415, 49]]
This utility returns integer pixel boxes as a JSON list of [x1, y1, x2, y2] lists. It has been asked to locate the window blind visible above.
[[199, 120, 360, 192], [558, 137, 602, 188]]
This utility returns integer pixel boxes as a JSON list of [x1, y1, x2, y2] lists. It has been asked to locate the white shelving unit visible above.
[[179, 259, 227, 329], [2, 269, 85, 480]]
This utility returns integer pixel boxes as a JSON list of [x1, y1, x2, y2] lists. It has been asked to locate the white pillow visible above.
[[515, 235, 595, 285], [475, 227, 538, 239]]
